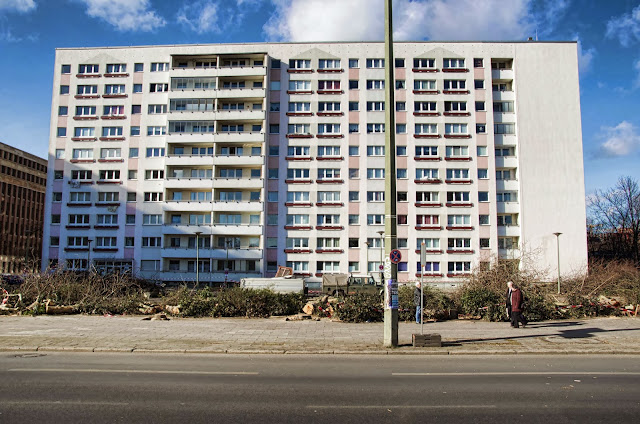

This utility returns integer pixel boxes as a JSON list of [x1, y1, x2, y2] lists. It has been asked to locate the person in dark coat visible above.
[[414, 282, 423, 324], [510, 284, 527, 328]]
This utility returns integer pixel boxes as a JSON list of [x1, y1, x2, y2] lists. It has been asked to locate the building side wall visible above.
[[514, 43, 588, 278]]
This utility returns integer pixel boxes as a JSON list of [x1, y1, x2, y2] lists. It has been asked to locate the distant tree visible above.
[[587, 176, 640, 263]]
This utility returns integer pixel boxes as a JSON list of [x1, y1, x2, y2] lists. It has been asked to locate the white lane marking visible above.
[[8, 368, 258, 375], [307, 405, 497, 409], [3, 401, 130, 406], [392, 372, 640, 376]]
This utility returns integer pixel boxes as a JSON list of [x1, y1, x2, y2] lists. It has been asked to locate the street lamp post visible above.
[[87, 239, 93, 273], [377, 230, 384, 283], [364, 241, 370, 276], [553, 232, 562, 294], [225, 238, 230, 288], [194, 231, 202, 288]]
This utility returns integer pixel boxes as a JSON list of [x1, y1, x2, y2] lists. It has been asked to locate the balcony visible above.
[[213, 155, 263, 166], [162, 224, 263, 236], [165, 155, 214, 167], [164, 178, 214, 190], [498, 225, 521, 237], [212, 177, 264, 189], [215, 109, 265, 121], [496, 202, 520, 214], [217, 88, 265, 99], [495, 156, 518, 168], [215, 132, 264, 143], [211, 201, 262, 212], [162, 201, 214, 213], [495, 179, 519, 192], [492, 68, 514, 80], [218, 65, 266, 77], [492, 90, 515, 101], [161, 247, 263, 260]]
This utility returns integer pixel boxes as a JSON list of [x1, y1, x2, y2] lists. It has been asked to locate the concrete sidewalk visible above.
[[1, 315, 639, 355]]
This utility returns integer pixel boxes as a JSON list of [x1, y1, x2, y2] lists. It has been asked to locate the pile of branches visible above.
[[4, 271, 146, 315]]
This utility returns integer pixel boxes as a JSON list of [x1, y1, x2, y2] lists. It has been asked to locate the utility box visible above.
[[412, 333, 442, 347]]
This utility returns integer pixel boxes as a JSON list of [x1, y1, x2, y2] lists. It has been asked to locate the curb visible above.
[[1, 347, 639, 355]]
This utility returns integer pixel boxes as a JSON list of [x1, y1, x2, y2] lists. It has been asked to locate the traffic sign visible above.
[[379, 264, 384, 271], [389, 249, 402, 264]]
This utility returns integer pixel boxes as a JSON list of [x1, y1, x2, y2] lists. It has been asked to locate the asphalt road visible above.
[[0, 353, 638, 423]]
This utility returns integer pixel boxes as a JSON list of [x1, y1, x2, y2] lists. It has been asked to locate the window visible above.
[[367, 146, 385, 156], [414, 80, 436, 90], [416, 192, 439, 202], [50, 236, 60, 246], [497, 214, 516, 226], [348, 59, 359, 68], [270, 146, 281, 156], [448, 262, 471, 274], [271, 58, 281, 68], [286, 146, 308, 158], [475, 101, 485, 111], [67, 236, 89, 247], [133, 63, 143, 72], [268, 168, 278, 179], [289, 59, 311, 69], [125, 237, 135, 247], [416, 168, 439, 180], [496, 169, 515, 180], [395, 80, 406, 89], [289, 102, 311, 112], [318, 80, 341, 91], [52, 192, 62, 202], [495, 123, 515, 134], [317, 215, 340, 226], [104, 85, 126, 95], [445, 123, 468, 135], [479, 215, 490, 225], [395, 58, 405, 67], [397, 169, 407, 179], [286, 214, 310, 226], [397, 146, 407, 156], [317, 168, 341, 180], [55, 149, 65, 159], [97, 192, 119, 203], [317, 123, 341, 134], [447, 191, 470, 203], [151, 62, 169, 72], [57, 127, 67, 137], [147, 126, 166, 136], [348, 101, 360, 111], [148, 104, 167, 114], [448, 238, 471, 251], [498, 237, 518, 250], [287, 191, 310, 203], [349, 124, 359, 133], [478, 192, 489, 202], [317, 146, 340, 157], [349, 215, 360, 225], [58, 106, 68, 116], [149, 83, 168, 92], [106, 64, 126, 74], [318, 102, 340, 112], [348, 262, 360, 273], [286, 238, 309, 249], [474, 79, 485, 89], [268, 124, 280, 134], [287, 124, 310, 135], [445, 168, 469, 180], [77, 85, 98, 95], [443, 80, 466, 90], [51, 214, 61, 224], [98, 170, 120, 181], [415, 146, 438, 157], [445, 146, 469, 158], [100, 148, 121, 159], [69, 192, 91, 203], [142, 237, 162, 247], [367, 168, 385, 179], [71, 170, 92, 180], [127, 192, 136, 202], [494, 101, 515, 112], [270, 81, 281, 90], [478, 169, 488, 179], [473, 58, 484, 68], [144, 192, 163, 202], [366, 123, 385, 133], [496, 192, 517, 202], [367, 191, 384, 202], [366, 101, 384, 111], [349, 168, 359, 179], [270, 102, 280, 112], [366, 80, 385, 90], [288, 80, 311, 91], [366, 58, 385, 68], [60, 85, 69, 95], [142, 214, 162, 225], [413, 58, 435, 69], [68, 214, 90, 226], [145, 170, 164, 180], [443, 58, 465, 69], [146, 147, 165, 157], [476, 124, 486, 134], [96, 215, 119, 226], [367, 214, 385, 225], [133, 84, 142, 93], [102, 127, 123, 137], [349, 191, 360, 202], [447, 215, 471, 226], [286, 168, 310, 180], [61, 64, 71, 74], [78, 64, 99, 74], [349, 80, 359, 90], [417, 215, 439, 226]]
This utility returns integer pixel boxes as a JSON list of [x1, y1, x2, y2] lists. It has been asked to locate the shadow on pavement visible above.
[[451, 326, 640, 345]]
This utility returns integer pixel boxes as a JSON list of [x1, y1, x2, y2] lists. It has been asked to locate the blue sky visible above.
[[1, 0, 640, 195]]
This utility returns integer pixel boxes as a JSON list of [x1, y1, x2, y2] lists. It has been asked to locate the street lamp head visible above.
[[377, 230, 385, 236], [194, 231, 202, 236], [553, 232, 562, 237]]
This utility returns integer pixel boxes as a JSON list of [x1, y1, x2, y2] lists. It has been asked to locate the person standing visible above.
[[510, 284, 527, 328], [414, 282, 422, 324], [505, 281, 514, 323]]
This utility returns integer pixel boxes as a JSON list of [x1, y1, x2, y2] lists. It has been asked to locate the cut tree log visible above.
[[302, 302, 315, 315]]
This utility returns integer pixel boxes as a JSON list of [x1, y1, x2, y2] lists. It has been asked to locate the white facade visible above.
[[42, 41, 587, 284]]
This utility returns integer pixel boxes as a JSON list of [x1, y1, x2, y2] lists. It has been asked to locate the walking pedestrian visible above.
[[505, 281, 514, 323], [414, 282, 422, 324], [510, 284, 527, 328]]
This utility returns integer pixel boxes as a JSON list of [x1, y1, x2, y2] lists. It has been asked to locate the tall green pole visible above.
[[383, 0, 398, 347]]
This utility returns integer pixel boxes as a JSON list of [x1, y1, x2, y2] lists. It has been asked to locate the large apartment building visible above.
[[43, 41, 588, 284], [1, 142, 47, 274]]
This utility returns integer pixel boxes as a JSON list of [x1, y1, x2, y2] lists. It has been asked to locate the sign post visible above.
[[420, 242, 426, 335]]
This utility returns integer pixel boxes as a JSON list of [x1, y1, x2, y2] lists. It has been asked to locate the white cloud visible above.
[[264, 0, 567, 42], [0, 0, 36, 13], [573, 35, 595, 74], [75, 0, 166, 32], [177, 1, 220, 34], [598, 121, 640, 157], [606, 4, 640, 47]]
